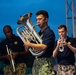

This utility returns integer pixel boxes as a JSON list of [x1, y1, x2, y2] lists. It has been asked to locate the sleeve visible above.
[[42, 29, 55, 47], [0, 42, 7, 55], [16, 37, 25, 52], [73, 38, 76, 48]]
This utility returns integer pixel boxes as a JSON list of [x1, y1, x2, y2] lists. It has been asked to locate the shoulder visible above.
[[43, 27, 55, 40], [72, 37, 76, 43], [13, 35, 21, 40], [0, 39, 7, 48], [44, 26, 55, 35], [0, 38, 7, 44], [67, 36, 76, 45], [67, 36, 76, 41], [13, 35, 23, 44]]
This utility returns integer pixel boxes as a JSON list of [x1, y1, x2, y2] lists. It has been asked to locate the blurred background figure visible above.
[[0, 25, 34, 75]]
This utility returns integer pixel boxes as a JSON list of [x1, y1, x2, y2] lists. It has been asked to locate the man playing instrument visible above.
[[0, 25, 30, 75], [52, 25, 76, 75], [24, 10, 55, 75]]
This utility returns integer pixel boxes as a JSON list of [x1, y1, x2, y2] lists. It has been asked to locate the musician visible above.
[[0, 25, 29, 75], [52, 25, 76, 75], [24, 10, 55, 75]]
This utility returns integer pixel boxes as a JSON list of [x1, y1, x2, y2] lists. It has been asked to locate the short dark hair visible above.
[[3, 25, 12, 33], [58, 24, 67, 31], [36, 10, 49, 18]]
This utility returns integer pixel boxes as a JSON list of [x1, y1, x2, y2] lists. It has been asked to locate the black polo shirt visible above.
[[38, 26, 55, 58], [56, 36, 76, 65], [0, 35, 26, 64]]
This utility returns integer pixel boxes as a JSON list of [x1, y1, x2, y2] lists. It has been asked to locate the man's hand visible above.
[[12, 52, 19, 59], [24, 38, 30, 51], [6, 54, 11, 61], [57, 38, 61, 47]]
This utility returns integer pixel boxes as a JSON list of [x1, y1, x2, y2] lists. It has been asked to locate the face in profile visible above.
[[36, 14, 48, 28], [4, 27, 13, 39]]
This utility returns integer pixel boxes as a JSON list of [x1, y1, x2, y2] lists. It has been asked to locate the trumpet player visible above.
[[52, 25, 76, 75], [0, 25, 28, 75]]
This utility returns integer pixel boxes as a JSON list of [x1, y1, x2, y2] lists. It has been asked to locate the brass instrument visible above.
[[6, 45, 15, 72], [59, 37, 65, 52], [16, 13, 45, 57]]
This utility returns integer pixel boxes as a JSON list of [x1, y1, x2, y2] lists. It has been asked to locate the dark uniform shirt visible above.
[[38, 26, 55, 58], [0, 35, 26, 64], [56, 36, 76, 65]]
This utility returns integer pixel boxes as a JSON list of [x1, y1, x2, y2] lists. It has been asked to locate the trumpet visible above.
[[59, 37, 65, 52], [6, 45, 15, 72]]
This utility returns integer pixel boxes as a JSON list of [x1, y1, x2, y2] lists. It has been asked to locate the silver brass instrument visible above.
[[16, 13, 44, 57], [59, 37, 65, 52], [6, 45, 15, 72]]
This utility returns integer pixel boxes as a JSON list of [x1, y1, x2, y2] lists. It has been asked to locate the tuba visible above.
[[16, 13, 44, 57]]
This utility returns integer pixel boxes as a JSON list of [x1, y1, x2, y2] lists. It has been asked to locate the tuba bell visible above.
[[16, 13, 44, 57]]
